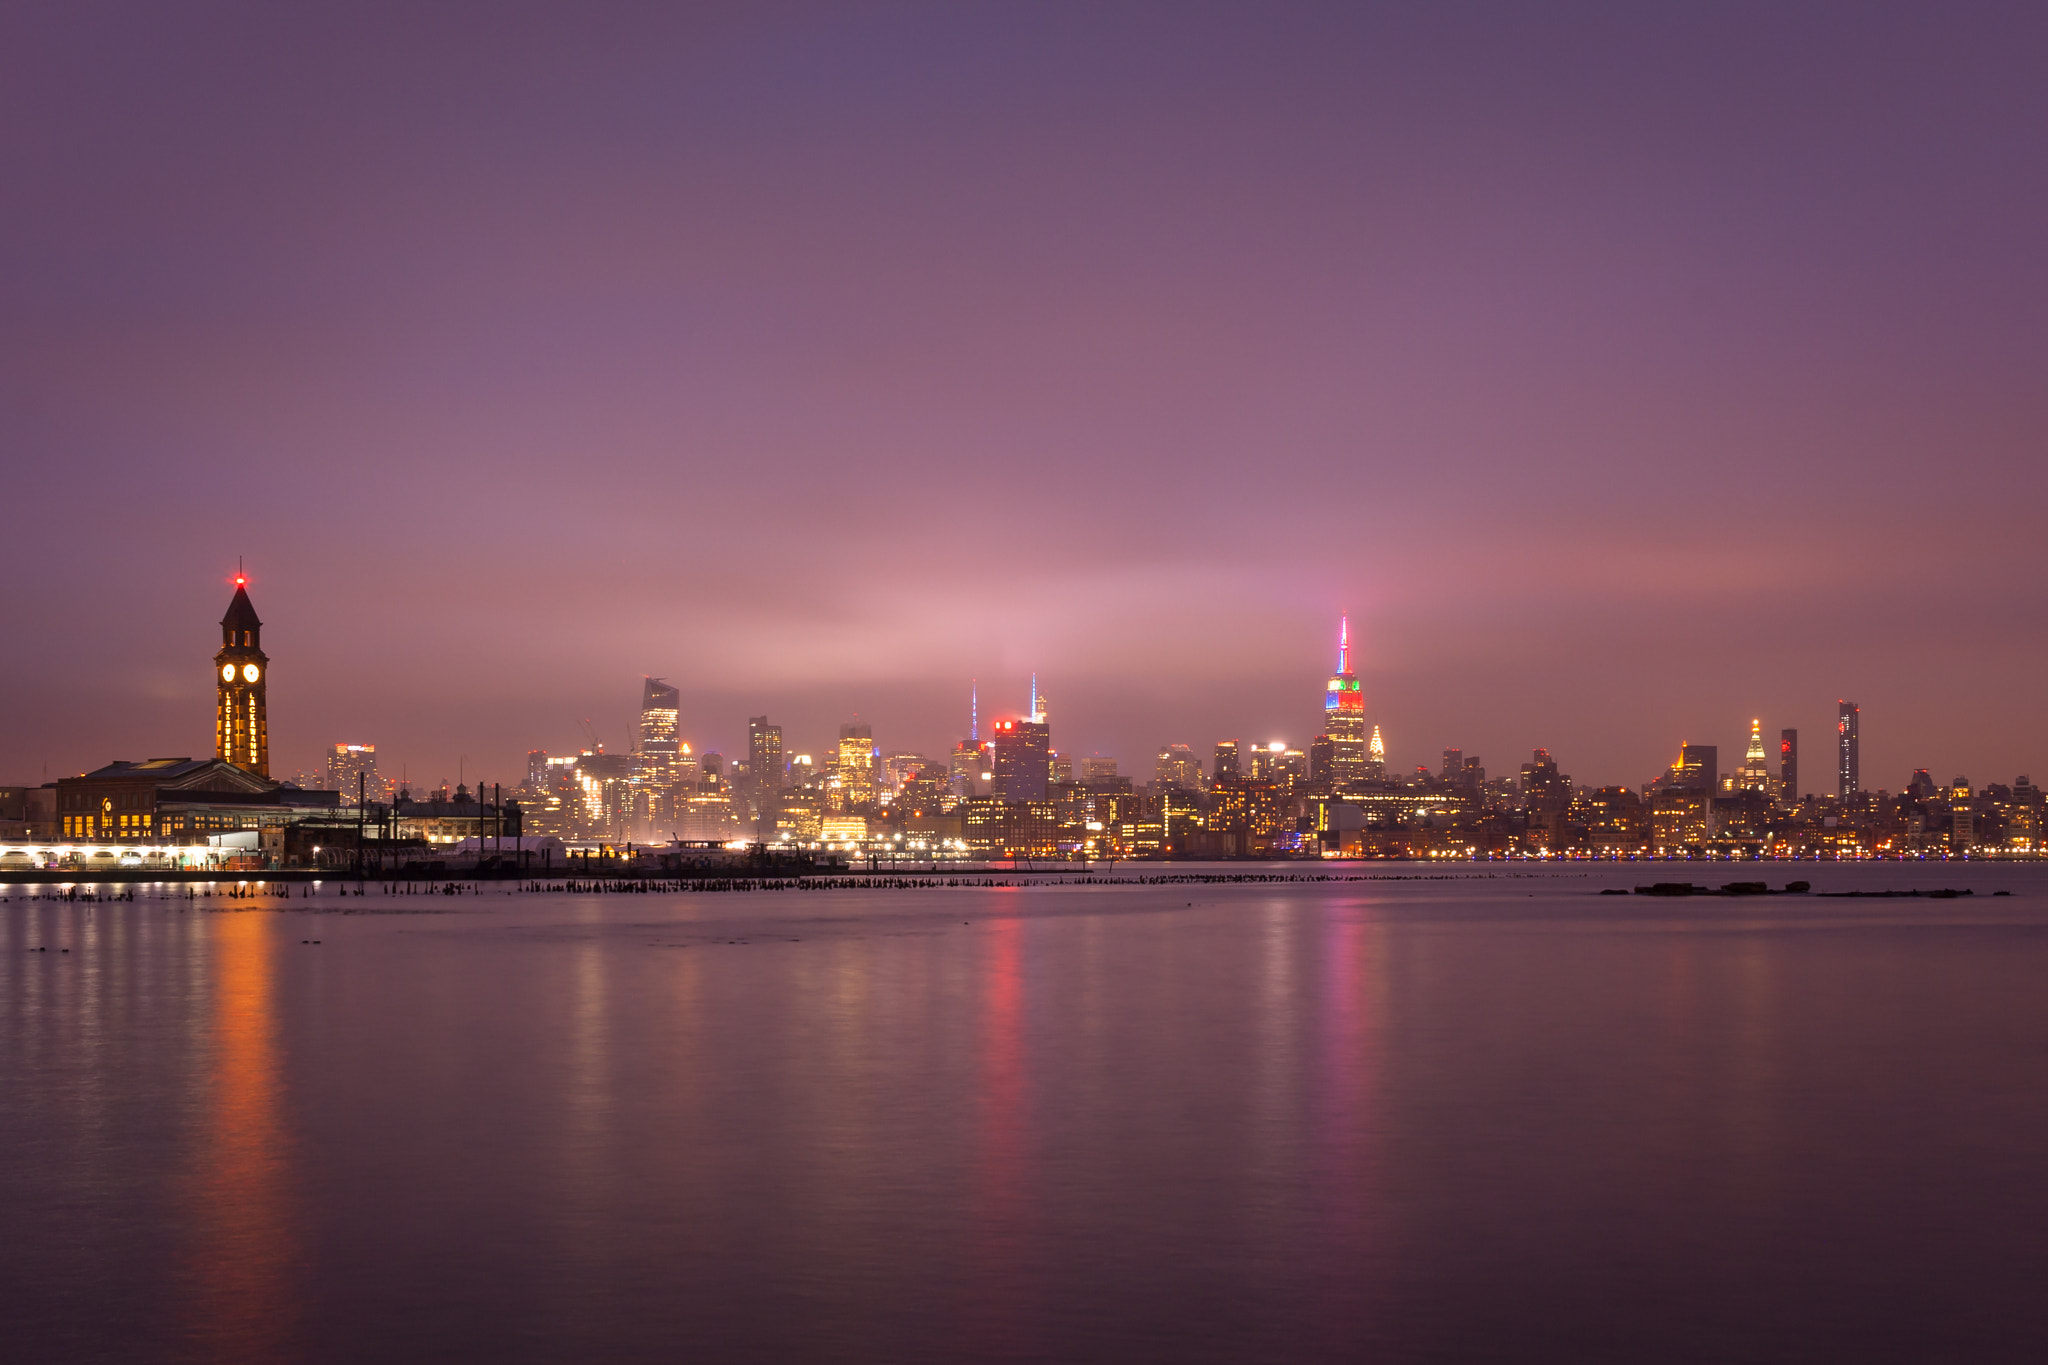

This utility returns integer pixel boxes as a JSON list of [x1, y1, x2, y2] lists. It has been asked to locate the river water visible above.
[[5, 863, 2047, 1362]]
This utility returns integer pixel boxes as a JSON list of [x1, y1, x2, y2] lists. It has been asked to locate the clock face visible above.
[[222, 664, 236, 681], [242, 663, 261, 683]]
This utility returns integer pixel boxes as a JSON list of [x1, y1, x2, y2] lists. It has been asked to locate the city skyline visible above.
[[5, 7, 2046, 793], [8, 572, 2023, 809]]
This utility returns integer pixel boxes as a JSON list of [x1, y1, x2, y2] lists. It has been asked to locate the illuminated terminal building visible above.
[[33, 573, 340, 864]]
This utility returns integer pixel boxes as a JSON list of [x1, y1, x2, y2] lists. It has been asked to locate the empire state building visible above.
[[1323, 615, 1366, 787], [214, 574, 269, 778]]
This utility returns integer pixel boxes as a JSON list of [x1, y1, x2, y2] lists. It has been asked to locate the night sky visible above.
[[5, 3, 2044, 793]]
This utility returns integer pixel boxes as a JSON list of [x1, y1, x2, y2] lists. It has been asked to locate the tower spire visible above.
[[971, 679, 978, 743], [1339, 613, 1350, 674]]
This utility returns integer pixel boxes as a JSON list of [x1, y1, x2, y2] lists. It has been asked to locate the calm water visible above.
[[5, 864, 2048, 1363]]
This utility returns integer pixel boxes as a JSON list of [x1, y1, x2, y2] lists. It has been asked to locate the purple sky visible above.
[[5, 3, 2046, 794]]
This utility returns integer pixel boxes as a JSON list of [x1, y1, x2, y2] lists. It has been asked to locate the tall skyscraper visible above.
[[1154, 744, 1204, 791], [1735, 720, 1771, 792], [214, 572, 269, 778], [1520, 748, 1570, 849], [749, 717, 784, 795], [1212, 740, 1241, 783], [991, 719, 1049, 800], [836, 721, 877, 807], [639, 678, 681, 787], [1366, 725, 1387, 780], [327, 743, 379, 803], [1441, 747, 1463, 781], [1837, 701, 1859, 799], [1779, 729, 1798, 802], [1677, 743, 1718, 794], [1322, 615, 1366, 787], [949, 740, 983, 798]]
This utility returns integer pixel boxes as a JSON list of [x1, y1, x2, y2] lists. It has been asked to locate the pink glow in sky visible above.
[[4, 4, 2045, 792]]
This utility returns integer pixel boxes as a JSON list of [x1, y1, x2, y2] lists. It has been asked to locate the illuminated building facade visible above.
[[214, 575, 269, 778], [1322, 615, 1367, 787], [1838, 701, 1860, 798], [1154, 744, 1204, 791], [54, 756, 337, 844], [1579, 786, 1647, 853], [1366, 725, 1386, 780], [949, 740, 984, 799], [1212, 740, 1241, 783], [1080, 756, 1119, 783], [749, 716, 784, 820], [1735, 720, 1771, 794], [327, 743, 380, 804], [1675, 744, 1718, 794], [1520, 748, 1570, 849], [836, 722, 877, 808], [638, 678, 681, 788]]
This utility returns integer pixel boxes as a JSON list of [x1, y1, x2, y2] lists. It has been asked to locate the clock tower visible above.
[[214, 573, 270, 778]]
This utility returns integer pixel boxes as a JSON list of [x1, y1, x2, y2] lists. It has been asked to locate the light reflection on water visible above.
[[4, 866, 2048, 1363]]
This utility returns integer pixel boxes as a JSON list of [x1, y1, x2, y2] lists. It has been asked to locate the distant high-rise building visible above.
[[1521, 748, 1570, 849], [1154, 744, 1204, 791], [949, 740, 983, 798], [1838, 701, 1859, 798], [1307, 736, 1336, 788], [1780, 729, 1798, 802], [1212, 740, 1241, 783], [639, 678, 681, 787], [526, 749, 550, 788], [327, 743, 379, 804], [1249, 742, 1289, 782], [750, 717, 784, 794], [1679, 740, 1712, 794], [1441, 748, 1463, 781], [1323, 615, 1366, 786], [1080, 755, 1119, 784], [991, 719, 1050, 801], [1366, 725, 1387, 780], [1670, 743, 1718, 794], [836, 722, 876, 807], [1735, 720, 1771, 793]]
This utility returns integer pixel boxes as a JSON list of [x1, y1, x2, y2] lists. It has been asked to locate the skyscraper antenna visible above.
[[1339, 613, 1350, 673], [971, 679, 978, 743], [1031, 672, 1038, 719]]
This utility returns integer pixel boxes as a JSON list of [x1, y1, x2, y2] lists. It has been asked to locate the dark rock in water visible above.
[[1723, 882, 1768, 896], [1635, 883, 1700, 897], [1599, 888, 1630, 896], [1785, 881, 1811, 894]]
